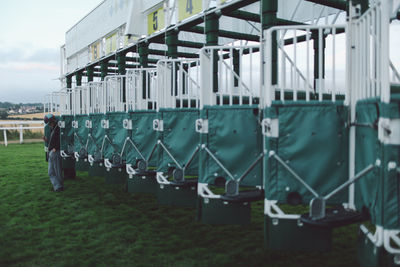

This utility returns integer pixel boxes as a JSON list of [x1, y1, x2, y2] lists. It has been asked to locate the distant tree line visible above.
[[0, 102, 43, 109]]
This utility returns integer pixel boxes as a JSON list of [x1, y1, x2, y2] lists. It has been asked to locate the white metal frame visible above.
[[126, 68, 158, 111], [104, 75, 126, 112], [262, 24, 348, 108], [200, 45, 261, 108], [156, 58, 201, 109]]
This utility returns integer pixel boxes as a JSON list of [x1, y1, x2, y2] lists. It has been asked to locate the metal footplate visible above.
[[300, 206, 369, 228]]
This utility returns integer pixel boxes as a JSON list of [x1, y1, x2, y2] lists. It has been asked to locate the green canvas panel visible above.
[[156, 108, 200, 175], [87, 113, 105, 156], [381, 96, 400, 229], [126, 110, 157, 167], [264, 101, 349, 205], [355, 96, 400, 229], [73, 114, 89, 152], [198, 105, 263, 187], [354, 100, 382, 226], [60, 115, 74, 152], [103, 112, 129, 160]]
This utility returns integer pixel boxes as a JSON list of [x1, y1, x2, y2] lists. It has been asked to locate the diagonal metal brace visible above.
[[269, 150, 319, 198]]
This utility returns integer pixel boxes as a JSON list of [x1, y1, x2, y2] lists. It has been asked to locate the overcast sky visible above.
[[0, 0, 102, 103]]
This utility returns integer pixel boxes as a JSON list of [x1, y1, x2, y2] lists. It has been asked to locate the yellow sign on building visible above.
[[105, 33, 117, 55], [178, 0, 202, 21], [147, 6, 165, 35], [91, 41, 101, 61]]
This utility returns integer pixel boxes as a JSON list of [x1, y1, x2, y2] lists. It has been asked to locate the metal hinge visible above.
[[72, 121, 78, 128], [261, 118, 279, 138], [378, 118, 400, 145], [153, 119, 163, 131], [85, 120, 92, 128], [101, 119, 109, 129], [195, 119, 208, 134], [123, 119, 132, 130]]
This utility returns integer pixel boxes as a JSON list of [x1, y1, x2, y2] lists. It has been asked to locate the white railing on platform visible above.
[[350, 0, 391, 103], [59, 88, 72, 115], [200, 45, 260, 108], [126, 68, 157, 111], [263, 24, 347, 107], [157, 59, 200, 109], [0, 121, 44, 147], [72, 85, 90, 115], [105, 76, 126, 112], [88, 82, 105, 114]]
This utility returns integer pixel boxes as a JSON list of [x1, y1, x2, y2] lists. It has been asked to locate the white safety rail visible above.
[[157, 59, 201, 109], [72, 85, 90, 115], [88, 82, 105, 114], [0, 121, 45, 146], [126, 68, 157, 111], [44, 91, 63, 114], [104, 75, 126, 112], [263, 24, 347, 107], [350, 0, 391, 103], [200, 45, 260, 108], [59, 88, 72, 115]]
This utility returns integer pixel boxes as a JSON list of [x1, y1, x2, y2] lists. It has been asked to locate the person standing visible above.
[[47, 115, 64, 192]]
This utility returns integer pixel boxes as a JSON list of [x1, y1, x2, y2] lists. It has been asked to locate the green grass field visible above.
[[0, 143, 359, 266]]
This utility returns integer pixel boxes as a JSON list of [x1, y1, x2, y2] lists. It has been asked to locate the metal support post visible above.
[[205, 12, 220, 92]]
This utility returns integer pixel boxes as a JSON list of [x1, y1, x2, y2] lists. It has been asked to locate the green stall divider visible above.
[[126, 110, 158, 169], [87, 113, 105, 158], [73, 114, 89, 157], [156, 108, 200, 176], [199, 105, 263, 187], [103, 112, 129, 163], [264, 101, 349, 205], [355, 95, 400, 230], [60, 115, 74, 156]]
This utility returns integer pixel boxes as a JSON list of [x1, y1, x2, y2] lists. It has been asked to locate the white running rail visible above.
[[200, 45, 260, 108], [157, 59, 201, 109], [263, 24, 347, 107], [126, 68, 157, 111]]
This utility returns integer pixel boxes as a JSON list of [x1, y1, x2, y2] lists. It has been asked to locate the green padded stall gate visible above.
[[355, 95, 400, 230], [87, 113, 106, 177], [198, 105, 263, 224], [156, 108, 199, 175], [264, 101, 349, 205], [126, 110, 158, 169], [126, 111, 158, 194], [74, 114, 90, 172], [155, 108, 200, 207], [199, 105, 263, 186], [263, 101, 349, 251], [60, 115, 74, 156], [103, 112, 129, 184]]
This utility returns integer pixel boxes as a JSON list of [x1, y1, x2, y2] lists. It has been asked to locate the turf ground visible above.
[[0, 143, 359, 266]]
